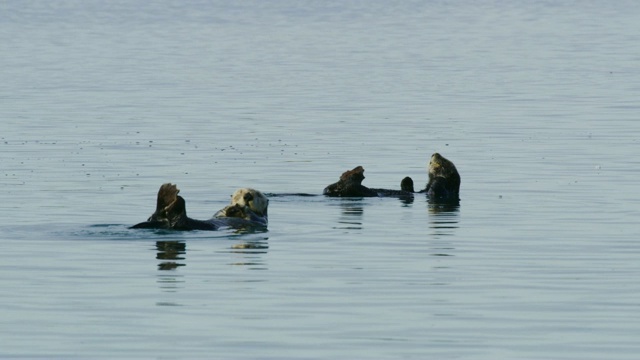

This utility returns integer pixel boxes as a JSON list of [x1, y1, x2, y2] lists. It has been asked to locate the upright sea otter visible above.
[[323, 166, 414, 198], [130, 183, 268, 230], [423, 153, 460, 202]]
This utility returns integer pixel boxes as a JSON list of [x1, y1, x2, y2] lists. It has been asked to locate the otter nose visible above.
[[243, 192, 254, 202]]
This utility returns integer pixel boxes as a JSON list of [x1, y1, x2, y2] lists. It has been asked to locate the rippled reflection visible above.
[[155, 241, 186, 294], [428, 204, 460, 235], [156, 241, 186, 270], [397, 193, 415, 206], [222, 236, 269, 270], [428, 200, 460, 214], [426, 201, 460, 258], [335, 200, 364, 230]]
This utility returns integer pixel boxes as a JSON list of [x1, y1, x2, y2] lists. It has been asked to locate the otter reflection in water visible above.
[[156, 241, 186, 271], [335, 200, 364, 231]]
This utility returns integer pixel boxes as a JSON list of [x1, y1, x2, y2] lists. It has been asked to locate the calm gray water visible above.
[[2, 1, 640, 358]]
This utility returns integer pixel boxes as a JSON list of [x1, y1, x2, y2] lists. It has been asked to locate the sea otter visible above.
[[323, 153, 460, 202], [130, 183, 268, 230], [422, 152, 460, 202], [323, 166, 414, 198], [214, 187, 269, 225]]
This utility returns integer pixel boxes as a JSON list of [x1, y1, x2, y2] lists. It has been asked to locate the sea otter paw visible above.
[[156, 183, 179, 209], [221, 204, 249, 219]]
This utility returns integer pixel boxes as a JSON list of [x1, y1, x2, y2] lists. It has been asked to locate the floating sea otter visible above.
[[423, 152, 460, 202], [323, 153, 460, 202], [131, 183, 268, 231], [323, 166, 414, 198]]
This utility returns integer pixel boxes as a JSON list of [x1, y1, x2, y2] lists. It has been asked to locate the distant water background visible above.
[[2, 1, 639, 358]]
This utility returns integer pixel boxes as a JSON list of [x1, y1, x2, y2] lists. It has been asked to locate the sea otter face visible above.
[[229, 188, 269, 216], [428, 153, 456, 178]]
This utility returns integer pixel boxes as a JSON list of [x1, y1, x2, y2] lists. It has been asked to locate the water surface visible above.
[[1, 1, 640, 358]]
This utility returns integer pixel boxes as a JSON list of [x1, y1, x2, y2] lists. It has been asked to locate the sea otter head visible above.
[[229, 188, 269, 217], [428, 153, 458, 179]]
